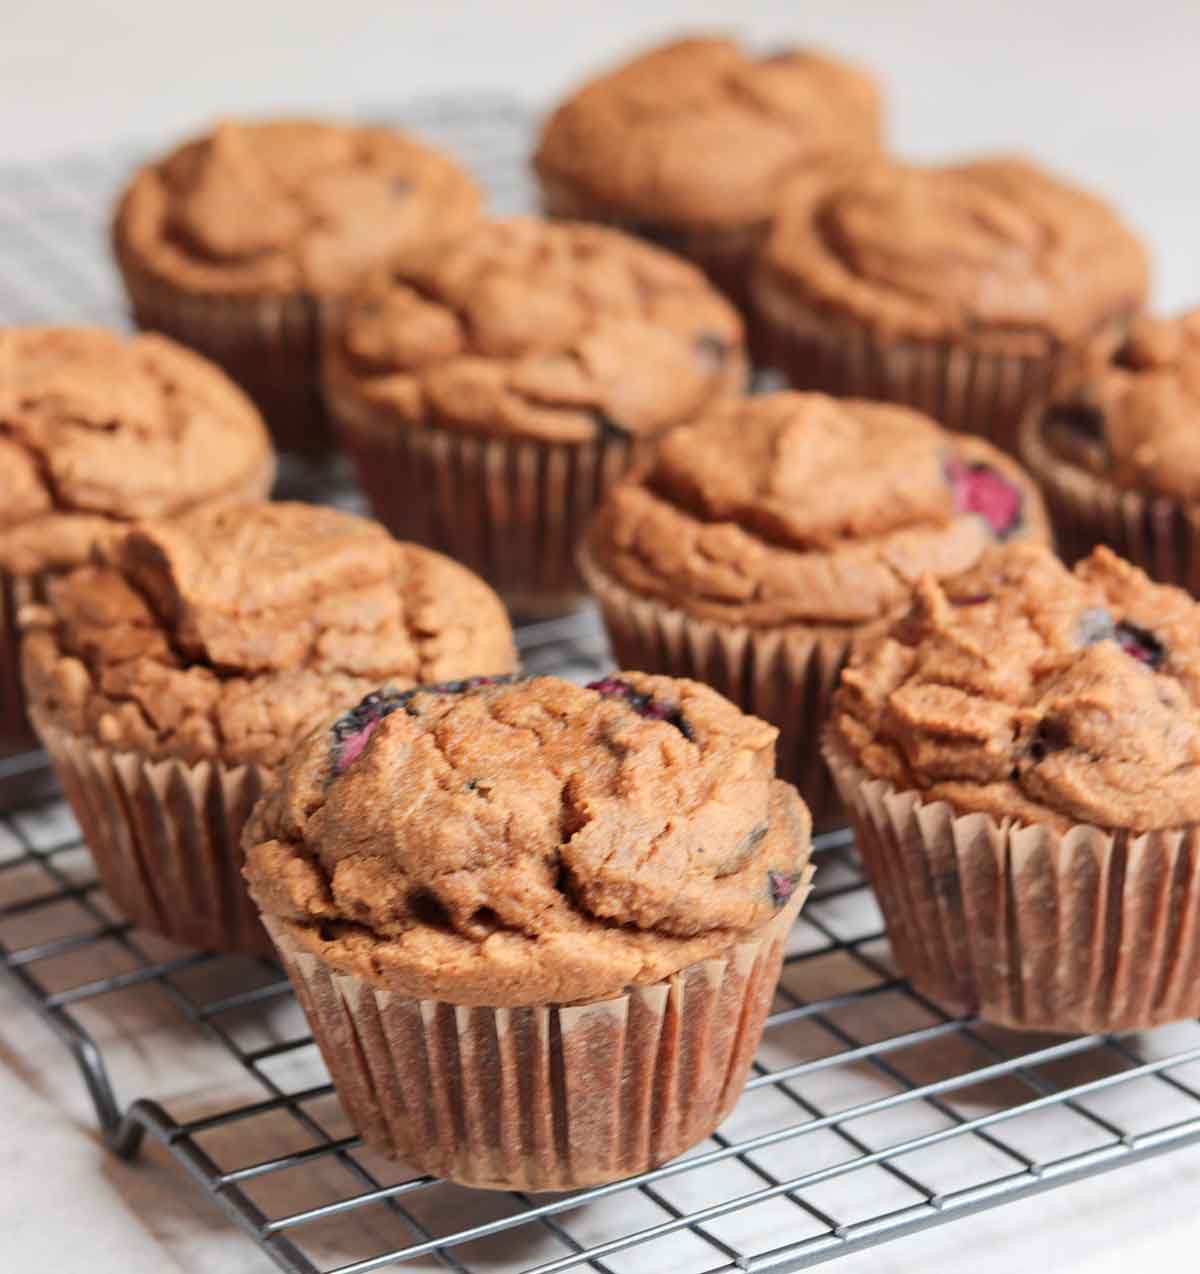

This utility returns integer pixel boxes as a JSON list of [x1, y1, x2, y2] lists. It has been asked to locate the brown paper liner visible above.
[[0, 571, 40, 753], [35, 721, 272, 955], [1019, 408, 1200, 585], [751, 275, 1070, 456], [328, 383, 636, 618], [114, 234, 331, 455], [539, 176, 764, 311], [579, 548, 853, 829], [265, 882, 808, 1191], [826, 732, 1200, 1034]]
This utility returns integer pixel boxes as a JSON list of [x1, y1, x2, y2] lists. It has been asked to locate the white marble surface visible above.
[[4, 2, 1200, 1271]]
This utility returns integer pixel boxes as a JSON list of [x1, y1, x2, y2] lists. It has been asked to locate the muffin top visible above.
[[21, 502, 517, 769], [0, 327, 274, 575], [535, 35, 882, 228], [245, 671, 811, 1005], [832, 543, 1200, 832], [324, 217, 746, 444], [586, 393, 1050, 627], [1036, 310, 1200, 502], [114, 118, 482, 295], [757, 156, 1149, 355]]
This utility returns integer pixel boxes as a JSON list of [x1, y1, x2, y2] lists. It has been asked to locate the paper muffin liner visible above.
[[579, 548, 853, 829], [114, 238, 331, 455], [750, 278, 1073, 456], [826, 732, 1200, 1033], [264, 880, 809, 1191], [328, 383, 636, 619], [1, 571, 41, 753], [35, 720, 272, 955], [1019, 407, 1200, 585]]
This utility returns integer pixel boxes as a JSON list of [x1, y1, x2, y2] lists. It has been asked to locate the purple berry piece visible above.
[[330, 674, 524, 775], [951, 592, 992, 607], [1075, 607, 1165, 670], [1114, 621, 1165, 668], [944, 457, 1023, 540], [768, 869, 798, 908], [587, 677, 693, 740]]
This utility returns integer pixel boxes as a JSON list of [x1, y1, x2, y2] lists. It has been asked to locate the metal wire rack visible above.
[[4, 94, 1200, 1274]]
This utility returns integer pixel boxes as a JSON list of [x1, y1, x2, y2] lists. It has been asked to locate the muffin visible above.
[[827, 542, 1200, 1033], [753, 156, 1150, 453], [580, 392, 1051, 827], [113, 118, 482, 454], [535, 35, 882, 306], [21, 502, 516, 954], [0, 326, 274, 752], [1020, 309, 1200, 583], [244, 671, 813, 1190], [323, 216, 747, 616]]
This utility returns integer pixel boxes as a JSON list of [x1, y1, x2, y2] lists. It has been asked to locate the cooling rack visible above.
[[4, 94, 1200, 1274]]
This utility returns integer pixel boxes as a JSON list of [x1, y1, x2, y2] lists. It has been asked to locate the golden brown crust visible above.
[[21, 502, 517, 768], [756, 156, 1149, 356], [323, 217, 747, 444], [244, 673, 813, 1005], [534, 35, 882, 228], [585, 393, 1050, 626], [113, 118, 482, 296], [832, 543, 1200, 832], [1038, 309, 1200, 503], [0, 326, 274, 574]]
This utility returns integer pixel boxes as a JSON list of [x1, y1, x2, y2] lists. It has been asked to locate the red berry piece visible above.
[[944, 457, 1023, 540]]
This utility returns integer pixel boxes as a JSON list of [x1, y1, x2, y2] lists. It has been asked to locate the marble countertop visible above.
[[3, 1, 1200, 1270]]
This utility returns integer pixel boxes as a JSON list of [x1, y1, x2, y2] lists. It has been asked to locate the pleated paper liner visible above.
[[327, 383, 635, 619], [825, 731, 1200, 1034], [1020, 408, 1200, 585], [539, 175, 764, 311], [114, 234, 331, 455], [35, 722, 272, 956], [750, 275, 1071, 456], [1, 572, 40, 753], [265, 880, 810, 1192], [579, 548, 854, 830]]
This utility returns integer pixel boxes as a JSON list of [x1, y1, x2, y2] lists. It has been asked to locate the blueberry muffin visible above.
[[245, 671, 812, 1189], [113, 118, 482, 453], [0, 326, 274, 751], [535, 35, 882, 306], [753, 156, 1150, 452], [323, 216, 747, 615], [581, 392, 1050, 826], [22, 502, 515, 953], [827, 542, 1200, 1032], [1021, 309, 1200, 583]]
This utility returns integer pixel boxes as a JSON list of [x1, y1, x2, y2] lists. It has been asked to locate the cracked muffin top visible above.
[[1033, 309, 1200, 502], [0, 327, 274, 575], [585, 392, 1050, 627], [21, 501, 517, 768], [323, 216, 747, 443], [756, 156, 1149, 355], [244, 672, 813, 1004], [113, 118, 482, 295], [535, 35, 882, 228], [831, 542, 1200, 832]]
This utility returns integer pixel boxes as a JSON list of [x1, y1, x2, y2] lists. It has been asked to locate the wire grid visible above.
[[3, 93, 1200, 1274]]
